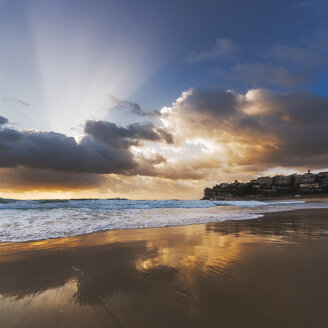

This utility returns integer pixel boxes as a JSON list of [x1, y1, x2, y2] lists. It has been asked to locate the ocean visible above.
[[1, 198, 328, 242]]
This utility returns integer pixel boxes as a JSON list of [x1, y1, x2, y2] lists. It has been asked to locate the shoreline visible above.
[[0, 204, 327, 247], [1, 198, 328, 244], [1, 207, 328, 327], [1, 197, 328, 244]]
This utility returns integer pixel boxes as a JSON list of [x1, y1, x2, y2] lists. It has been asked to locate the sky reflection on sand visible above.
[[1, 209, 328, 327]]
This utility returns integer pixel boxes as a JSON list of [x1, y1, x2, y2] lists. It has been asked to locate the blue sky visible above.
[[0, 0, 328, 199], [1, 0, 327, 131]]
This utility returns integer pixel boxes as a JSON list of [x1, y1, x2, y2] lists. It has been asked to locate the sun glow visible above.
[[0, 2, 168, 136]]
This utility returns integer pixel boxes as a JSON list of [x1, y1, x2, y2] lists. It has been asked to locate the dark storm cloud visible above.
[[0, 127, 137, 173], [0, 118, 172, 175], [84, 120, 173, 147]]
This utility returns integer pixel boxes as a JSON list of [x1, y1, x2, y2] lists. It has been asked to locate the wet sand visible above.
[[1, 208, 328, 328]]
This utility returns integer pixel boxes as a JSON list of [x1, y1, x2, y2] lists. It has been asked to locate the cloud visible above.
[[187, 38, 239, 63], [0, 127, 136, 173], [162, 87, 328, 171], [109, 95, 161, 117], [1, 86, 328, 196], [173, 87, 237, 117], [216, 62, 310, 88], [0, 167, 108, 191], [0, 118, 172, 175], [94, 174, 209, 199], [84, 120, 173, 147], [0, 116, 8, 125], [212, 39, 328, 88], [0, 113, 206, 193]]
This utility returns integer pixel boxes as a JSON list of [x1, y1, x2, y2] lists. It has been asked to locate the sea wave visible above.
[[0, 198, 306, 210], [0, 199, 327, 242]]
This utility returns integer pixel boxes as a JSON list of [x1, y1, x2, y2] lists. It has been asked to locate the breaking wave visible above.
[[0, 199, 327, 242]]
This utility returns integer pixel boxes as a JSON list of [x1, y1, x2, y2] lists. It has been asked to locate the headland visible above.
[[203, 170, 328, 200]]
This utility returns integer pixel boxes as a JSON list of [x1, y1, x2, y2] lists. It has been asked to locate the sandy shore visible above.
[[1, 208, 328, 327]]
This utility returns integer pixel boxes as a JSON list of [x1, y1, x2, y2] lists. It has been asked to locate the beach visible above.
[[1, 1, 328, 327], [1, 208, 328, 327]]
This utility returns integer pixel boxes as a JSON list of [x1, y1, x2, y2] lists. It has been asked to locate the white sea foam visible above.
[[0, 199, 327, 242]]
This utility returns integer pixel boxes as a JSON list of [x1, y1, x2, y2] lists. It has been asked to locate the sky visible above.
[[0, 0, 328, 199]]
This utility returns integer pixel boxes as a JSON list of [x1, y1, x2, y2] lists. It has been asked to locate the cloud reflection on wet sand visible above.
[[1, 209, 328, 327]]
